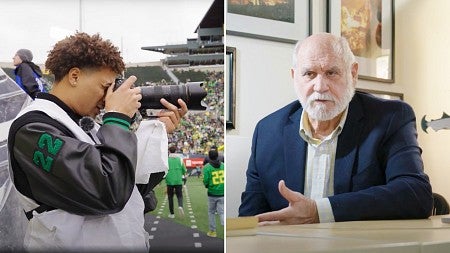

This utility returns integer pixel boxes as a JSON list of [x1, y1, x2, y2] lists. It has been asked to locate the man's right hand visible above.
[[105, 75, 142, 118], [256, 180, 320, 225]]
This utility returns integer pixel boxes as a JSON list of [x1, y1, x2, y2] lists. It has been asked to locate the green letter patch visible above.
[[33, 133, 64, 172]]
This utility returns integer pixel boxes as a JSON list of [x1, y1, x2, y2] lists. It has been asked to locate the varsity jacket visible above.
[[8, 93, 148, 251]]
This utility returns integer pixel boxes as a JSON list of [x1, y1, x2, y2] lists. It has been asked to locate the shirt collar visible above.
[[299, 107, 348, 145]]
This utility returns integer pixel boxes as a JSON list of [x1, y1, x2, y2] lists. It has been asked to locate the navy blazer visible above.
[[239, 92, 433, 221]]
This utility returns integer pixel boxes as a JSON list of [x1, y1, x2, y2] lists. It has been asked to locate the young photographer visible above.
[[8, 32, 187, 252]]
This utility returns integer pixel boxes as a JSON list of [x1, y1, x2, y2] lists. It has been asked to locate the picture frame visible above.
[[327, 0, 394, 82], [226, 46, 237, 129], [226, 0, 311, 44], [357, 88, 403, 100]]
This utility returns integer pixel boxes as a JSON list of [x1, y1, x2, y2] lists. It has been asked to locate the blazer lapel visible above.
[[283, 107, 306, 193], [334, 95, 364, 194]]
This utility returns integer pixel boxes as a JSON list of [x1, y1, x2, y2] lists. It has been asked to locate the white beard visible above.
[[299, 85, 355, 121]]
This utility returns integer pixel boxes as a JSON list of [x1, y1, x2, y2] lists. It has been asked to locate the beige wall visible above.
[[226, 0, 450, 216], [396, 0, 450, 202]]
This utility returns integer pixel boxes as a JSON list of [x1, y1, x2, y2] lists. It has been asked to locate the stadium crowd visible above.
[[168, 70, 224, 155]]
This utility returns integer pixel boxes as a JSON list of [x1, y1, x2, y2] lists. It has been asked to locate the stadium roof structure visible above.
[[141, 0, 224, 67]]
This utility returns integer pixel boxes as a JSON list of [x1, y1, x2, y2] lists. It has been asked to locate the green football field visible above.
[[149, 176, 224, 239]]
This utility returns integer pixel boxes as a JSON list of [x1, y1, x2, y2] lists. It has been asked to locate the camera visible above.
[[114, 78, 207, 112]]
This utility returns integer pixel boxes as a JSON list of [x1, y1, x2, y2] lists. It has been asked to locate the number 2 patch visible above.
[[32, 133, 64, 172]]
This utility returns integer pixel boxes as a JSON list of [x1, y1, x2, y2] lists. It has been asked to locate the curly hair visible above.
[[45, 32, 125, 82]]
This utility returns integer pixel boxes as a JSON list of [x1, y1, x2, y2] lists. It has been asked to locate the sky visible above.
[[0, 0, 215, 64]]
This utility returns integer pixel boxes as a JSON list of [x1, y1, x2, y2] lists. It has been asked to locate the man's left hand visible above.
[[158, 98, 188, 133]]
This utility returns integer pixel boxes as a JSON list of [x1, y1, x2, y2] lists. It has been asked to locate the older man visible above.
[[238, 33, 432, 224]]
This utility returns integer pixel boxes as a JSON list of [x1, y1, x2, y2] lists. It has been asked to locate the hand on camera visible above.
[[105, 75, 142, 118], [157, 98, 188, 133]]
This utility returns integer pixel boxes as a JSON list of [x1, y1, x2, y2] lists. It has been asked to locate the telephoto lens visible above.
[[114, 79, 207, 110], [141, 82, 207, 110]]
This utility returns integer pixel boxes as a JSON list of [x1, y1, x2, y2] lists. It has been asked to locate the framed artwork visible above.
[[328, 0, 394, 82], [357, 88, 403, 100], [227, 0, 311, 44], [226, 47, 237, 129]]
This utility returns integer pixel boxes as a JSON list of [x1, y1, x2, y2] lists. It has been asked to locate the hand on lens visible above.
[[157, 98, 188, 133], [105, 75, 141, 118], [256, 180, 320, 225]]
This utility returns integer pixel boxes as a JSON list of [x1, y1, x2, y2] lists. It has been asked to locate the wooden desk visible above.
[[226, 215, 450, 253]]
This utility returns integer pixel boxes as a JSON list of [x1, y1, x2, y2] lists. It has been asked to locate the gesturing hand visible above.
[[256, 180, 319, 225]]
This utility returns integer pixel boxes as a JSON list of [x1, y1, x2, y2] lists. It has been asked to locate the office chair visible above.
[[432, 192, 450, 215]]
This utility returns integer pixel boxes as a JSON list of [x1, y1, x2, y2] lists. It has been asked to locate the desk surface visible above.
[[226, 215, 450, 253]]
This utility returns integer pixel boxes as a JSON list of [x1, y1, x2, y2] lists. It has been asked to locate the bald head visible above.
[[292, 33, 356, 70]]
